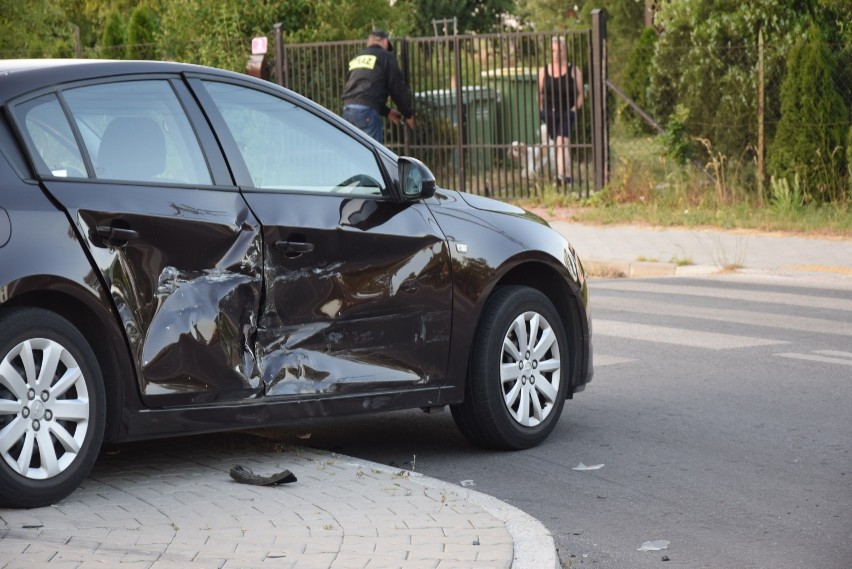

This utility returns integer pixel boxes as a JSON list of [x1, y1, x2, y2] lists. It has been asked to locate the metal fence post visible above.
[[590, 9, 609, 192], [453, 35, 466, 193], [757, 27, 765, 205], [401, 38, 411, 157], [273, 23, 286, 88]]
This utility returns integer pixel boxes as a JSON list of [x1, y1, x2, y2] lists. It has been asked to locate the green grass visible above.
[[508, 122, 852, 239], [669, 255, 693, 266], [572, 199, 852, 237], [509, 180, 852, 238]]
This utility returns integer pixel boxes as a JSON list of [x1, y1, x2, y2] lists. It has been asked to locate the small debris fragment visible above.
[[460, 480, 475, 487], [572, 463, 604, 471], [229, 464, 297, 486], [638, 540, 670, 552]]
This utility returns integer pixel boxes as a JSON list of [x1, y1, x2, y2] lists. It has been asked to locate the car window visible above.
[[202, 81, 387, 196], [13, 94, 87, 178], [62, 80, 211, 185]]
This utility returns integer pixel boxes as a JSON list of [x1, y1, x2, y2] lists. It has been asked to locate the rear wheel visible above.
[[452, 286, 569, 449], [0, 308, 105, 508]]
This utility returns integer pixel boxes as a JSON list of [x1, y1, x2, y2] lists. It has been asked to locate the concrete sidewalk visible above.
[[550, 220, 852, 279]]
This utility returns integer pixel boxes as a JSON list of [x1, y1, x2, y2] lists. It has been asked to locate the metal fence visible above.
[[269, 18, 609, 199]]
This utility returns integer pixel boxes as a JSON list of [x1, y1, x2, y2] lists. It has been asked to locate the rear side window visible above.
[[14, 94, 87, 178], [62, 80, 212, 185]]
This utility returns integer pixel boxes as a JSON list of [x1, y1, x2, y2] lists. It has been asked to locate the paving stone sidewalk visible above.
[[0, 435, 551, 569]]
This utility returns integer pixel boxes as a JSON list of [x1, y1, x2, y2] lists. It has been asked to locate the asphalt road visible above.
[[274, 274, 852, 569]]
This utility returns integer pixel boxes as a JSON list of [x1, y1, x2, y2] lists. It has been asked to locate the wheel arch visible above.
[[479, 260, 586, 398], [1, 285, 132, 442]]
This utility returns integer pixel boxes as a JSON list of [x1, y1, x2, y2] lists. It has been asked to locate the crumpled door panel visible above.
[[244, 194, 453, 398], [44, 180, 265, 407], [141, 265, 261, 401]]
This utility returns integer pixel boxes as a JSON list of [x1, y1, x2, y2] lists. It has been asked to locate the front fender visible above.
[[426, 192, 589, 400]]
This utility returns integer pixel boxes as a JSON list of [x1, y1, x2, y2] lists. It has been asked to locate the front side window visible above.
[[203, 81, 387, 196], [62, 80, 211, 185]]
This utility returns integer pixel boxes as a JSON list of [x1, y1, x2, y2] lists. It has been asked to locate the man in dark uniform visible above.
[[342, 30, 415, 143]]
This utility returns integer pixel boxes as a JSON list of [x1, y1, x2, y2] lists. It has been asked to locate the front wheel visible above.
[[0, 308, 105, 508], [452, 286, 570, 450]]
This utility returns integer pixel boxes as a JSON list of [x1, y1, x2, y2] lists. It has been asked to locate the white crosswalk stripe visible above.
[[593, 281, 852, 312], [594, 319, 786, 350], [593, 295, 852, 336], [594, 354, 636, 367], [815, 350, 852, 358], [775, 351, 852, 366], [590, 277, 851, 365]]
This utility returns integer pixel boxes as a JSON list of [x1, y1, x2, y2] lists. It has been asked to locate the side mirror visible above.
[[398, 156, 436, 201]]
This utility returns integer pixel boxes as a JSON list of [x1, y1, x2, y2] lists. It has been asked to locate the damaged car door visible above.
[[14, 79, 264, 406], [193, 79, 453, 402]]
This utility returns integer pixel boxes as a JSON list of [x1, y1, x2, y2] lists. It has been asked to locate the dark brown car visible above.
[[0, 60, 593, 508]]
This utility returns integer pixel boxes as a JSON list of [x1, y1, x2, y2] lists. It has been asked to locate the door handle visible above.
[[275, 240, 315, 256], [94, 225, 138, 244]]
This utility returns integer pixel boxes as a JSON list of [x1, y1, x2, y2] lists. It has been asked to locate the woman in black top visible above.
[[538, 37, 584, 185]]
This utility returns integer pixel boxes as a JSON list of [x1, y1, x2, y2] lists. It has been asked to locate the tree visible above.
[[579, 0, 645, 83], [516, 0, 645, 82], [286, 0, 406, 42], [57, 0, 141, 57], [398, 0, 515, 36], [0, 0, 75, 58], [647, 0, 811, 168], [125, 4, 158, 59], [100, 11, 125, 59], [515, 0, 582, 31], [156, 0, 408, 71], [815, 0, 852, 115], [768, 23, 848, 202], [158, 0, 284, 70], [621, 26, 657, 133]]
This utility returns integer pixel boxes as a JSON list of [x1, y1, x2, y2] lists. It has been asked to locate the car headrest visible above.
[[98, 117, 166, 182]]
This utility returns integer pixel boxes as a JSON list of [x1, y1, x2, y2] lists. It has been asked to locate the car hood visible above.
[[425, 189, 578, 274], [434, 189, 550, 226]]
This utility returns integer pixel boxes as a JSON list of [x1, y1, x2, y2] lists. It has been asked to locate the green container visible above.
[[482, 67, 541, 146], [415, 86, 497, 174]]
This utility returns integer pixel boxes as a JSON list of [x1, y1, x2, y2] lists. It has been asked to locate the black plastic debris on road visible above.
[[229, 464, 297, 486]]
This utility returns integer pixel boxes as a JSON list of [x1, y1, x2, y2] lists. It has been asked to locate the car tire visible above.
[[0, 308, 105, 508], [451, 286, 569, 450]]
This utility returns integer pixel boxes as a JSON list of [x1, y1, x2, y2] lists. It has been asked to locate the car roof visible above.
[[0, 58, 400, 162], [0, 58, 216, 74], [0, 59, 246, 102]]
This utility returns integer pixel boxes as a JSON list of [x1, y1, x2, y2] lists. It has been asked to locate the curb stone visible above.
[[344, 459, 559, 569], [584, 258, 720, 278]]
